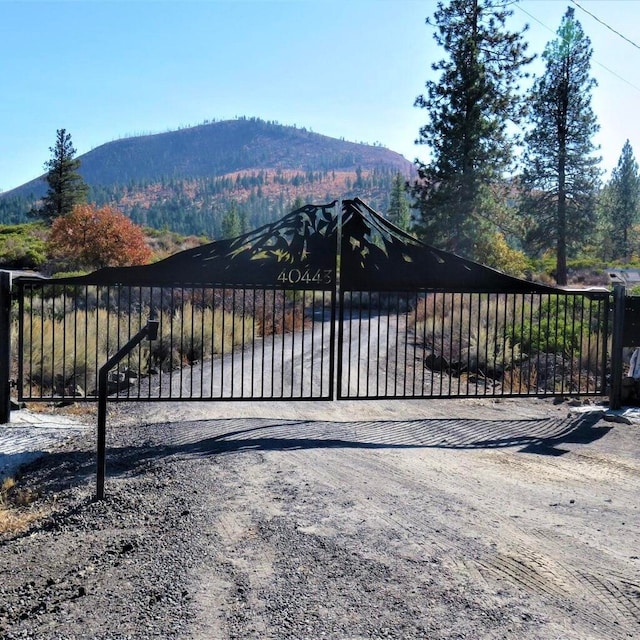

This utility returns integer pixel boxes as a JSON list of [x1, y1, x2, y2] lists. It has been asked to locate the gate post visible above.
[[610, 283, 625, 410], [0, 271, 11, 424]]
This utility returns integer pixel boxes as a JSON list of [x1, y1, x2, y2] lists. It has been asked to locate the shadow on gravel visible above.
[[159, 412, 609, 458], [16, 412, 610, 503]]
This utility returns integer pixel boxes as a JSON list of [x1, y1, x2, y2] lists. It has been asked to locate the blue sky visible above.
[[1, 0, 640, 193]]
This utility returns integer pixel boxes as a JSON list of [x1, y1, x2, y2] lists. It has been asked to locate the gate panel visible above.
[[17, 281, 336, 402], [338, 290, 610, 400]]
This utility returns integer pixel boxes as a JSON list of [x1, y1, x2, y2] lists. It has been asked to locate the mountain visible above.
[[0, 117, 416, 237]]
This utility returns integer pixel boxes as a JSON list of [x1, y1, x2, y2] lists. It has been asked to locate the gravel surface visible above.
[[1, 397, 639, 639]]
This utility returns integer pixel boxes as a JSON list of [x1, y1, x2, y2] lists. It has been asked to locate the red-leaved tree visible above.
[[48, 203, 152, 270]]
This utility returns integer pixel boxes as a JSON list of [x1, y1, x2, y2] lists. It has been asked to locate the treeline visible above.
[[0, 166, 399, 238]]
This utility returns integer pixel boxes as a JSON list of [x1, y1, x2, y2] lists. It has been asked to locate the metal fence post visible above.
[[609, 284, 626, 410], [0, 271, 12, 424]]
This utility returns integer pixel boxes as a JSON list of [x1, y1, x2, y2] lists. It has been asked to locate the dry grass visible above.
[[412, 293, 520, 374], [0, 477, 44, 536], [20, 298, 258, 395]]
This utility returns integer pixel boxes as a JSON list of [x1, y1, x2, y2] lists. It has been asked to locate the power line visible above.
[[515, 1, 640, 94], [569, 0, 640, 51]]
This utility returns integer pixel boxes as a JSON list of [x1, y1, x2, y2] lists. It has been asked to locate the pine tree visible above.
[[411, 0, 532, 260], [221, 202, 242, 239], [519, 8, 601, 285], [39, 129, 89, 223], [605, 140, 640, 260], [387, 174, 412, 232]]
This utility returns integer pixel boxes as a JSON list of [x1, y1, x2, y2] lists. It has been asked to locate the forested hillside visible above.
[[0, 118, 415, 237]]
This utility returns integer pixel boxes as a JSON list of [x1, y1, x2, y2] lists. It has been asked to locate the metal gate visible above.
[[9, 199, 610, 406]]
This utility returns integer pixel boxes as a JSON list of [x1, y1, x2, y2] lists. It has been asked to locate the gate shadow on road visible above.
[[131, 411, 610, 463], [12, 412, 611, 504]]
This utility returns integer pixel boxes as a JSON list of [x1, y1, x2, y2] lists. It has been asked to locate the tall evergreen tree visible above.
[[221, 202, 242, 239], [387, 173, 412, 232], [605, 140, 640, 260], [39, 129, 89, 223], [411, 0, 532, 260], [519, 8, 601, 285]]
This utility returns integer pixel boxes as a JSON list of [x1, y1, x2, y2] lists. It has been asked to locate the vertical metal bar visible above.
[[392, 292, 400, 396], [438, 293, 445, 396], [83, 285, 89, 398], [384, 294, 392, 396], [188, 288, 195, 397], [95, 286, 102, 399], [420, 295, 428, 396], [320, 290, 326, 398], [366, 292, 372, 397], [159, 287, 165, 398], [493, 294, 500, 396], [168, 288, 174, 399], [484, 293, 491, 397], [0, 272, 12, 423], [375, 291, 382, 396], [250, 288, 256, 398], [583, 296, 592, 394], [468, 293, 472, 395], [412, 292, 419, 396], [22, 283, 29, 401], [503, 293, 510, 397], [610, 284, 625, 409], [430, 293, 437, 396], [447, 293, 454, 397], [309, 289, 316, 398], [354, 292, 362, 397], [260, 288, 266, 397], [290, 289, 296, 398], [280, 290, 286, 399], [600, 294, 609, 396], [529, 294, 536, 395], [299, 289, 305, 397], [562, 294, 570, 395], [50, 285, 57, 400], [271, 289, 277, 397], [335, 287, 344, 400], [18, 282, 26, 402], [230, 287, 237, 397], [403, 292, 409, 397], [573, 295, 580, 393]]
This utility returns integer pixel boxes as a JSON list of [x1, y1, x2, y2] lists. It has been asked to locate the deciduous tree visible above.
[[40, 129, 89, 223], [412, 0, 532, 260], [48, 203, 152, 270], [519, 8, 601, 285]]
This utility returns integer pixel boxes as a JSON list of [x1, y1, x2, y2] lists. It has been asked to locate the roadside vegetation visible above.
[[410, 291, 606, 395], [0, 476, 43, 536]]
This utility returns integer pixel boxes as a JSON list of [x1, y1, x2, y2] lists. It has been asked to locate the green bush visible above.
[[507, 295, 600, 355], [0, 223, 48, 269]]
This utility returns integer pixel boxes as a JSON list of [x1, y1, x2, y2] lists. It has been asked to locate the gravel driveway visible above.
[[1, 396, 639, 639]]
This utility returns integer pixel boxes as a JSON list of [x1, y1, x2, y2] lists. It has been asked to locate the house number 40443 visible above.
[[277, 268, 333, 285]]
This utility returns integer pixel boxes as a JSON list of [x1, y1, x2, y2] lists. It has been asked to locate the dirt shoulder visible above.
[[1, 397, 639, 639]]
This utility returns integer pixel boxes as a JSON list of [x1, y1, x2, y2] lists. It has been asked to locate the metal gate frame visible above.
[[6, 199, 613, 408]]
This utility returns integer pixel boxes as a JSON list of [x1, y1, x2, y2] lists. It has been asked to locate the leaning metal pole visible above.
[[96, 319, 159, 500]]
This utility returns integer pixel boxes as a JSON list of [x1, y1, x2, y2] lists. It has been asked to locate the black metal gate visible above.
[[11, 199, 610, 405]]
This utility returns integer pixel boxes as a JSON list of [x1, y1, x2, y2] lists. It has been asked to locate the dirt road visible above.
[[1, 396, 639, 639]]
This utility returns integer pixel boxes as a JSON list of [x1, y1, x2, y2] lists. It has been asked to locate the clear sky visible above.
[[1, 0, 640, 193]]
